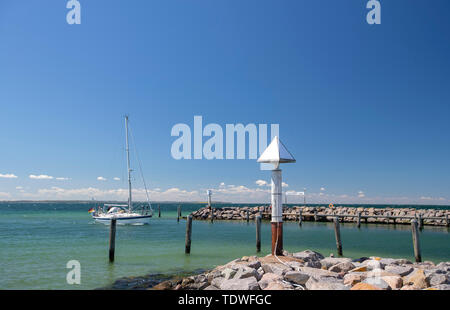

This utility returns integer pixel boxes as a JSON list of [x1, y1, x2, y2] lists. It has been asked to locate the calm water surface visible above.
[[0, 202, 449, 289]]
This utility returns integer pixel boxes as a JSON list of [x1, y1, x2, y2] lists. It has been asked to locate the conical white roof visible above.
[[257, 136, 296, 164]]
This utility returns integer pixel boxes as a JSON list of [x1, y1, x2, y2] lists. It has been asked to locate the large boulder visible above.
[[234, 266, 259, 280], [211, 277, 225, 288], [298, 267, 342, 279], [427, 274, 449, 286], [329, 262, 355, 273], [292, 250, 324, 263], [381, 276, 403, 289], [284, 271, 310, 285], [221, 268, 237, 280], [258, 273, 283, 290], [261, 263, 291, 276], [320, 257, 353, 269], [220, 276, 260, 290], [351, 282, 381, 290], [305, 277, 349, 290], [343, 273, 366, 286], [362, 278, 391, 290], [403, 269, 430, 289], [264, 281, 294, 290], [384, 265, 414, 277]]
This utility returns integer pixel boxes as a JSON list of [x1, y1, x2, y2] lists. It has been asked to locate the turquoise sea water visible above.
[[0, 202, 449, 290]]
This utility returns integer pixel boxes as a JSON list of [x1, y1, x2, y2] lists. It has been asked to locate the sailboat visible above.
[[92, 116, 153, 225]]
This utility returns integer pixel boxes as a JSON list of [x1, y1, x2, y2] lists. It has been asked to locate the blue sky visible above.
[[0, 0, 449, 204]]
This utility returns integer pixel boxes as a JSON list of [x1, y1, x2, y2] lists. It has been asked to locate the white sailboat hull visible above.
[[93, 215, 152, 225]]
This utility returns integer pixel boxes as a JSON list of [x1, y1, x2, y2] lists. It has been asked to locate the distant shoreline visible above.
[[0, 200, 449, 208]]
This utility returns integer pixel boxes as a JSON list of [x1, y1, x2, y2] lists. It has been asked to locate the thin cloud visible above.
[[29, 174, 54, 180], [113, 177, 120, 181], [0, 173, 18, 179], [255, 180, 268, 187], [56, 177, 70, 181], [97, 177, 107, 181]]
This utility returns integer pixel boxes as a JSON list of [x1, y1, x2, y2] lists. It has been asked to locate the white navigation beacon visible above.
[[257, 136, 295, 255]]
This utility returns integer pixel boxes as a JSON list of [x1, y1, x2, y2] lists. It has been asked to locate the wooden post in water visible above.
[[314, 209, 318, 222], [210, 207, 214, 223], [446, 214, 449, 227], [185, 215, 193, 254], [334, 217, 343, 256], [109, 218, 117, 263], [158, 205, 161, 218], [298, 209, 302, 226], [177, 205, 181, 222], [246, 209, 250, 223], [418, 213, 424, 230], [411, 219, 422, 262], [357, 212, 361, 228], [256, 215, 261, 252]]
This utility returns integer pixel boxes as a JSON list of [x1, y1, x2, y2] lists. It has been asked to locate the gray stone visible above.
[[305, 261, 322, 268], [261, 263, 291, 276], [292, 250, 324, 262], [320, 257, 352, 269], [329, 262, 355, 273], [428, 274, 449, 286], [221, 268, 237, 280], [234, 266, 259, 280], [363, 278, 391, 290], [211, 277, 225, 288], [430, 284, 450, 290], [384, 265, 414, 277], [305, 276, 349, 290], [284, 271, 310, 285], [220, 276, 260, 290], [204, 285, 219, 290], [363, 259, 385, 270], [245, 261, 262, 270], [258, 273, 283, 290], [298, 267, 342, 279]]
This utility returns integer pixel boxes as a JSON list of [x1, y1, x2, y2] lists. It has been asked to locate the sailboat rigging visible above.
[[91, 116, 153, 225]]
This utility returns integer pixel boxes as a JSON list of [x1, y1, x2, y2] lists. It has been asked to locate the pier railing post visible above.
[[298, 209, 302, 226], [411, 219, 422, 262], [185, 215, 193, 254], [256, 215, 261, 252], [109, 218, 117, 263], [334, 217, 343, 256], [357, 212, 361, 228]]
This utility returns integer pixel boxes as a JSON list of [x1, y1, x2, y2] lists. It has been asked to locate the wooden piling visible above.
[[334, 217, 343, 256], [109, 218, 117, 263], [177, 205, 181, 222], [256, 215, 261, 252], [314, 209, 318, 222], [357, 212, 361, 228], [298, 209, 302, 226], [246, 209, 250, 223], [446, 214, 449, 227], [411, 219, 422, 263], [210, 207, 214, 223], [418, 214, 424, 230], [158, 205, 161, 218], [185, 215, 193, 254]]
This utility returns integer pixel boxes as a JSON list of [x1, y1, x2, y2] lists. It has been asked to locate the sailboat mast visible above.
[[125, 116, 132, 212]]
